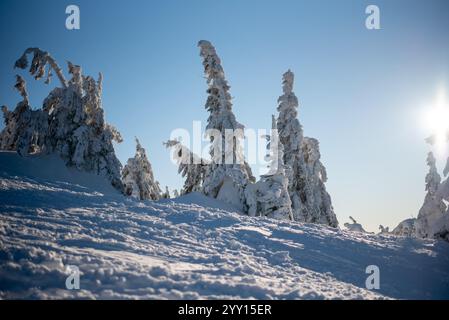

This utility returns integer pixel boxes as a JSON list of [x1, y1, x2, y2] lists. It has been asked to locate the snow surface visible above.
[[1, 151, 449, 299]]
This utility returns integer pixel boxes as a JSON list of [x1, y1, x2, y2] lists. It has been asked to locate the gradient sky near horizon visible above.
[[1, 0, 449, 231]]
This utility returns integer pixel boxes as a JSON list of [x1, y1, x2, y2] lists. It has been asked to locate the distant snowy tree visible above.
[[415, 152, 448, 240], [378, 225, 390, 234], [344, 216, 371, 233], [302, 137, 338, 227], [392, 218, 417, 237], [197, 40, 254, 211], [122, 138, 161, 200], [164, 139, 209, 195], [161, 186, 171, 199], [245, 116, 293, 220], [276, 70, 338, 227], [173, 189, 180, 198], [0, 48, 124, 191]]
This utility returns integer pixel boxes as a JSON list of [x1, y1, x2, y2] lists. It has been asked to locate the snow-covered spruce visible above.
[[245, 115, 293, 220], [0, 76, 48, 156], [164, 139, 209, 195], [276, 70, 338, 227], [197, 40, 255, 211], [302, 137, 338, 227], [161, 186, 171, 199], [415, 152, 449, 241], [122, 138, 161, 200], [0, 48, 124, 191]]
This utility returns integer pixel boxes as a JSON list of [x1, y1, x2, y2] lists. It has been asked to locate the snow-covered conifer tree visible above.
[[164, 139, 209, 195], [302, 137, 339, 227], [197, 40, 254, 211], [245, 116, 293, 220], [1, 48, 124, 191], [415, 152, 448, 240], [122, 138, 161, 200], [162, 186, 171, 199], [275, 70, 338, 227], [0, 75, 48, 155]]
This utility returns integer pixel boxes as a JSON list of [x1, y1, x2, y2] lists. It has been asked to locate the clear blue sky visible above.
[[1, 0, 449, 231]]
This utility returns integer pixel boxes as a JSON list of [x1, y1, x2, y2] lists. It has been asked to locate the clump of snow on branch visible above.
[[122, 138, 161, 200]]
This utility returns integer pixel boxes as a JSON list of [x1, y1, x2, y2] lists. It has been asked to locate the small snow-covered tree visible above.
[[161, 186, 171, 199], [378, 225, 390, 234], [1, 48, 124, 191], [122, 138, 161, 200], [164, 139, 209, 195], [245, 116, 293, 220], [302, 137, 339, 227], [415, 152, 448, 239], [0, 76, 48, 155], [198, 40, 254, 211]]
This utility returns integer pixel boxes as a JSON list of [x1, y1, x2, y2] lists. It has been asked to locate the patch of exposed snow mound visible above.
[[1, 151, 449, 299]]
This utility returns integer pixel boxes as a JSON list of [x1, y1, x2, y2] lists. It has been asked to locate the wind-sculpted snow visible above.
[[1, 152, 449, 299]]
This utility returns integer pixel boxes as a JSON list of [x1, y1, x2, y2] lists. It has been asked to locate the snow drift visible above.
[[1, 151, 449, 299]]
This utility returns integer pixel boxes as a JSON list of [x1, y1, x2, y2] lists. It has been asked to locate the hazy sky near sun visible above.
[[1, 0, 449, 231]]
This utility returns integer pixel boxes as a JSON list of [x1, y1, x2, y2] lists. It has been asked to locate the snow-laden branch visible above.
[[14, 48, 67, 88]]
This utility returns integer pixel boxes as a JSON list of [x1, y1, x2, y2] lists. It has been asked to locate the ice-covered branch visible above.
[[14, 48, 67, 88]]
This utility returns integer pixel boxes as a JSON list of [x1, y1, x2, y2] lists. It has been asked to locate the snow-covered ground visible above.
[[0, 151, 448, 299]]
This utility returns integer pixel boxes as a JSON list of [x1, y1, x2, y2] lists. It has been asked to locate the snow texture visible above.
[[1, 151, 449, 300]]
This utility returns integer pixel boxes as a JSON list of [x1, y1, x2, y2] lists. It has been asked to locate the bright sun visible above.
[[424, 89, 449, 155]]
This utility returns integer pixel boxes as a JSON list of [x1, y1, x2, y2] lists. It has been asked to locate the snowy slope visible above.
[[1, 151, 449, 299]]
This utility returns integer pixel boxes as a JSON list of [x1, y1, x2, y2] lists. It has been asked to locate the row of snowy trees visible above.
[[3, 44, 448, 240], [164, 41, 338, 227], [1, 43, 338, 227]]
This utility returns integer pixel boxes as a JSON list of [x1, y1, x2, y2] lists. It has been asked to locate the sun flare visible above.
[[423, 89, 449, 155]]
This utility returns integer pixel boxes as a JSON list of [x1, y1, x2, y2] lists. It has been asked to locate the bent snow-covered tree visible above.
[[122, 138, 161, 200], [0, 48, 124, 191], [198, 40, 255, 211], [276, 70, 338, 227], [245, 115, 293, 220], [164, 139, 209, 195]]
